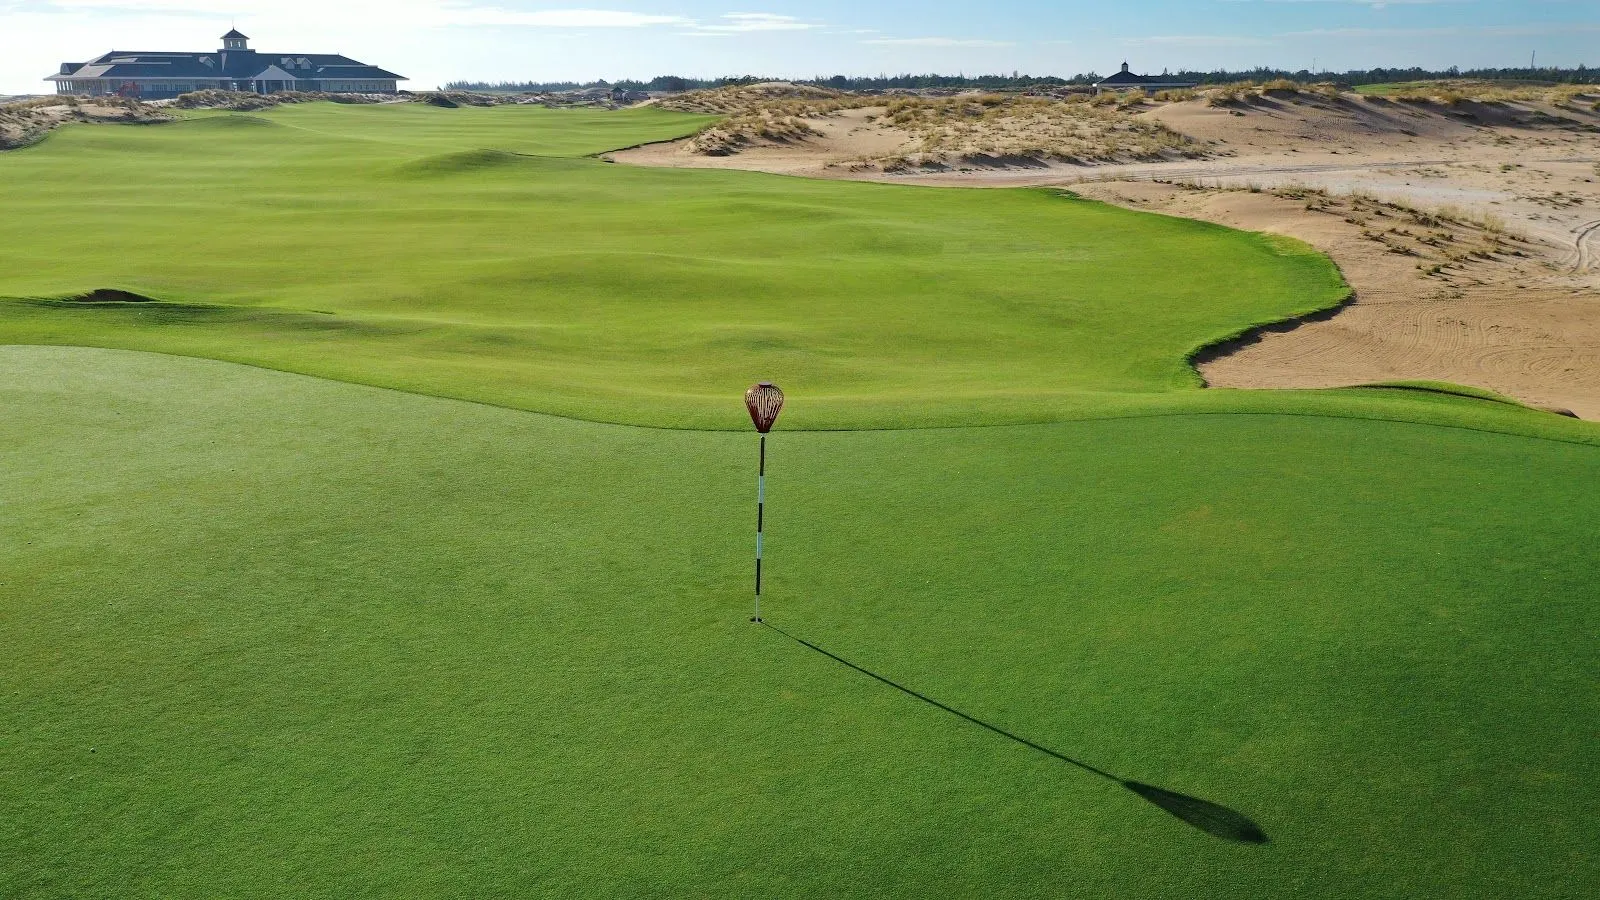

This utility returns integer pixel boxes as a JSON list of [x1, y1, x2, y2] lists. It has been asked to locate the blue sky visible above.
[[2, 1, 1595, 93]]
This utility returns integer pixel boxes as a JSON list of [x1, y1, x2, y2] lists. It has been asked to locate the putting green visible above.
[[2, 347, 1595, 898], [3, 104, 1597, 898], [0, 102, 1356, 429]]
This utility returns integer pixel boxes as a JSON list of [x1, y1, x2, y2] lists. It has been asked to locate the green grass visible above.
[[0, 102, 1355, 429], [1355, 82, 1435, 96], [187, 101, 722, 156], [2, 105, 1597, 898], [2, 347, 1595, 898]]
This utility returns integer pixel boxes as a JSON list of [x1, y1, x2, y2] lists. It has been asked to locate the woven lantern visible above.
[[744, 382, 785, 433], [744, 381, 785, 622]]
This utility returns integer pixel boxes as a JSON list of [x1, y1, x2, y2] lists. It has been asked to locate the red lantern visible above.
[[744, 381, 784, 622], [744, 382, 784, 433]]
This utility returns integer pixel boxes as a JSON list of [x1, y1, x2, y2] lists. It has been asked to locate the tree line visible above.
[[445, 65, 1598, 94]]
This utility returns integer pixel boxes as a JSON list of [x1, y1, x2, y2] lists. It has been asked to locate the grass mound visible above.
[[392, 148, 529, 176], [60, 288, 157, 303]]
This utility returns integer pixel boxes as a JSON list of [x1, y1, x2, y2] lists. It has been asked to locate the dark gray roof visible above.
[[1096, 64, 1196, 87], [222, 29, 248, 40], [49, 49, 404, 82], [1098, 70, 1151, 86]]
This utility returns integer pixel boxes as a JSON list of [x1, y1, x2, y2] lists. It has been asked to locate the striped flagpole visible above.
[[754, 434, 766, 623], [743, 381, 782, 624]]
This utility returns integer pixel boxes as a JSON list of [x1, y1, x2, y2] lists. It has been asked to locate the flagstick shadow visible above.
[[761, 621, 1268, 844]]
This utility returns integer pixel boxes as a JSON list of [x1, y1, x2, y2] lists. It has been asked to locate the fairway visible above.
[[0, 102, 1352, 428], [2, 104, 1598, 899]]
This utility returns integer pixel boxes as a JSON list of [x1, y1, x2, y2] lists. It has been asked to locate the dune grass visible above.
[[1, 346, 1596, 898], [1354, 80, 1594, 105], [0, 102, 1349, 429]]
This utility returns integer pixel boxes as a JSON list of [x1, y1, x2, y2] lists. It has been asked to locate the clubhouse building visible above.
[[1094, 62, 1199, 94], [48, 30, 405, 99]]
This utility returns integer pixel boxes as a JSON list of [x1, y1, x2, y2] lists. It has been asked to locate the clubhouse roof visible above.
[[1094, 63, 1199, 93], [47, 29, 406, 99]]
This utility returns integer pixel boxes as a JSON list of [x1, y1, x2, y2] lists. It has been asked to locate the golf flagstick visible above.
[[755, 434, 765, 620], [744, 382, 785, 623]]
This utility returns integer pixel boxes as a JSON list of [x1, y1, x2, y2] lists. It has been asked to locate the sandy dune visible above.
[[614, 90, 1600, 417], [1070, 181, 1600, 419], [0, 99, 169, 149], [618, 106, 922, 175]]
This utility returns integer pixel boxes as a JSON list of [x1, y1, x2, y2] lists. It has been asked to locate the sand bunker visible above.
[[616, 84, 1600, 418], [1071, 181, 1600, 419]]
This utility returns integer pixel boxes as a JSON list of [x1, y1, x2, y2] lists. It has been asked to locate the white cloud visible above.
[[1127, 35, 1273, 47], [673, 12, 825, 38], [1283, 22, 1600, 38], [23, 3, 839, 35], [454, 9, 690, 28], [692, 13, 819, 34], [862, 37, 1014, 47], [38, 2, 692, 28]]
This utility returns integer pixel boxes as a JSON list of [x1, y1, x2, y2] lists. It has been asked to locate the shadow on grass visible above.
[[762, 621, 1268, 844]]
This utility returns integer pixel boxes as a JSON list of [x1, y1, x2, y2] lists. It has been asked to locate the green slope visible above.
[[181, 101, 724, 156], [0, 102, 1352, 428], [2, 347, 1595, 898]]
